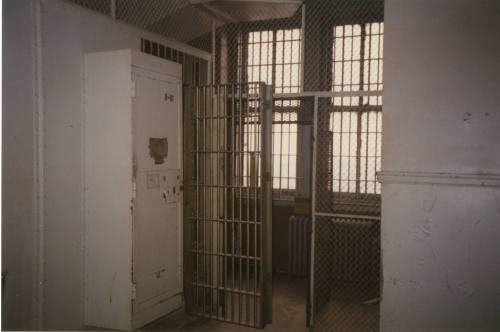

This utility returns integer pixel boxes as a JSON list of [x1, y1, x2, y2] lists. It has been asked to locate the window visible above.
[[330, 23, 384, 195], [239, 28, 302, 196], [241, 111, 262, 188], [330, 98, 382, 194], [332, 22, 383, 94], [242, 29, 302, 93], [238, 100, 300, 196], [273, 101, 298, 193]]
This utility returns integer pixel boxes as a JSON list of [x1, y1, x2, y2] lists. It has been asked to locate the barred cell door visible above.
[[183, 83, 273, 328]]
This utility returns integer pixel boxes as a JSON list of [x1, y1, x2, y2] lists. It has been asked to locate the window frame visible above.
[[328, 22, 384, 197], [238, 27, 303, 199]]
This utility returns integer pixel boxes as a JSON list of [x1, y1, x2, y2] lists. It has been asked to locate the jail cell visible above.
[[68, 0, 385, 331], [184, 83, 273, 328]]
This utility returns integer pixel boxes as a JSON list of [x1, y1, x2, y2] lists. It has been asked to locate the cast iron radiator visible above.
[[288, 215, 311, 277]]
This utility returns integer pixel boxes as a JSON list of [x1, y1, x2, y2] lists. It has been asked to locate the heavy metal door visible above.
[[184, 83, 273, 328], [132, 69, 183, 315]]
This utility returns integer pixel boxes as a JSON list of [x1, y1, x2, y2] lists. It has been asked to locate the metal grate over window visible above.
[[272, 100, 298, 196], [239, 28, 302, 198], [238, 99, 300, 198], [332, 22, 384, 94], [141, 38, 185, 63], [330, 98, 382, 195], [328, 22, 384, 197], [240, 28, 302, 94]]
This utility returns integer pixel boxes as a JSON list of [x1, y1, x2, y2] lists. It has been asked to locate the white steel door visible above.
[[132, 68, 183, 314]]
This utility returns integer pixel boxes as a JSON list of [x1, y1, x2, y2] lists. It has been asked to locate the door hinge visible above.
[[131, 79, 136, 98], [131, 282, 137, 300]]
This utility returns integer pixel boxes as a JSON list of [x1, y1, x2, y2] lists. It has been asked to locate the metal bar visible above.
[[190, 283, 261, 296], [223, 85, 228, 321], [245, 87, 251, 326], [254, 85, 261, 325], [273, 90, 382, 99], [260, 84, 273, 326], [209, 84, 214, 317], [190, 250, 262, 261], [212, 21, 216, 84], [195, 87, 201, 313], [314, 212, 381, 221], [230, 84, 236, 322], [216, 84, 221, 318], [238, 84, 243, 324], [200, 86, 206, 315], [309, 96, 318, 326]]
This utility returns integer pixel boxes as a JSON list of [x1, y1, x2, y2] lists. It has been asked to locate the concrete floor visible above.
[[141, 276, 308, 332]]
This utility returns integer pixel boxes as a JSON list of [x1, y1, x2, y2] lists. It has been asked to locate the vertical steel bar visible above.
[[246, 88, 251, 325], [209, 84, 214, 317], [279, 103, 283, 196], [231, 84, 236, 323], [365, 112, 370, 193], [287, 108, 291, 192], [260, 84, 273, 326], [212, 21, 216, 85], [253, 87, 260, 325], [216, 84, 220, 318], [195, 87, 201, 312], [309, 96, 318, 325], [300, 4, 305, 93], [339, 108, 343, 192], [288, 218, 292, 277], [238, 84, 243, 324], [223, 85, 228, 321], [202, 86, 208, 315], [375, 111, 380, 194]]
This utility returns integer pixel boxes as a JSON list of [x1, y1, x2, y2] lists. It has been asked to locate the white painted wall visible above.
[[381, 0, 500, 330], [3, 0, 210, 329], [3, 0, 37, 329]]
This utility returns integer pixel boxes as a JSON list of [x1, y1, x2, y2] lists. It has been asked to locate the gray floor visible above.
[[140, 277, 308, 332]]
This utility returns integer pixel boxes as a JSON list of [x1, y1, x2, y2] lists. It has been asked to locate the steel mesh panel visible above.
[[68, 0, 111, 15], [308, 1, 384, 331], [313, 215, 380, 332]]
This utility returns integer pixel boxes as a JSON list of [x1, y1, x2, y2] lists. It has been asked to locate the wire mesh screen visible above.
[[316, 97, 382, 217], [313, 215, 380, 331], [309, 1, 384, 331], [68, 0, 111, 15], [183, 83, 272, 328]]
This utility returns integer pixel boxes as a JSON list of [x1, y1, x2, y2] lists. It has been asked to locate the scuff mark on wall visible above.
[[492, 189, 500, 212], [421, 187, 437, 213]]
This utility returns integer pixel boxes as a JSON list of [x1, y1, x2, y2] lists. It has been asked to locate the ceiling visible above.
[[70, 0, 303, 44]]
